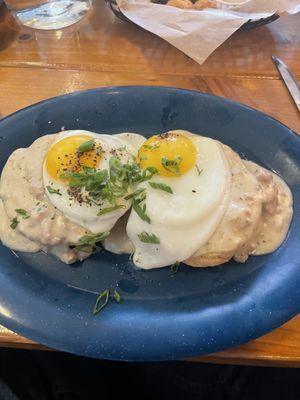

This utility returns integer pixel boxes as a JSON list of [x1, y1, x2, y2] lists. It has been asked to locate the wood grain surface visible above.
[[0, 1, 300, 78], [0, 0, 299, 366], [0, 67, 299, 131]]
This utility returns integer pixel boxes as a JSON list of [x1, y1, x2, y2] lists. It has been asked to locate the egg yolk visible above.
[[138, 132, 197, 177], [45, 135, 102, 180]]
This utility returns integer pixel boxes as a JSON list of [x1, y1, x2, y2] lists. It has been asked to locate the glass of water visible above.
[[3, 0, 91, 29]]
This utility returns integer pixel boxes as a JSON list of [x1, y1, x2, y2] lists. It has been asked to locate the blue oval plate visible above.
[[0, 86, 299, 361]]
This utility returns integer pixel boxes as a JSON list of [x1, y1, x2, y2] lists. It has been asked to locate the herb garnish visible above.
[[10, 217, 19, 230], [60, 158, 157, 209], [93, 289, 110, 315], [73, 231, 110, 253], [60, 167, 106, 189], [97, 204, 125, 216], [149, 182, 173, 194], [195, 165, 203, 176], [77, 139, 95, 154], [138, 232, 160, 244], [124, 188, 145, 200], [125, 188, 151, 224], [161, 156, 182, 175], [93, 289, 122, 315], [46, 186, 62, 195], [132, 197, 150, 223], [171, 261, 180, 274], [142, 144, 160, 150], [136, 166, 158, 183], [113, 290, 121, 303], [15, 209, 30, 219]]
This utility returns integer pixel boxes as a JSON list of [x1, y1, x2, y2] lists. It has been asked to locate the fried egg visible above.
[[43, 130, 145, 234], [126, 130, 231, 269]]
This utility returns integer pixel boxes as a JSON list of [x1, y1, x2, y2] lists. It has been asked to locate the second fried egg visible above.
[[126, 130, 231, 269]]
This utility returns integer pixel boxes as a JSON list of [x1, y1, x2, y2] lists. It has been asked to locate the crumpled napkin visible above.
[[116, 0, 300, 64]]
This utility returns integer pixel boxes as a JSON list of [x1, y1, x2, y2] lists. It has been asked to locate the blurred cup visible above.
[[0, 0, 20, 50], [3, 0, 92, 29]]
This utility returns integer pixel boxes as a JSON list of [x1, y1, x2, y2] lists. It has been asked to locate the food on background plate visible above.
[[0, 130, 292, 270], [151, 0, 249, 10], [165, 0, 215, 10]]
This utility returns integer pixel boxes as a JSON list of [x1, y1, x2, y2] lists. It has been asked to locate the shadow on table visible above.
[[0, 348, 299, 400]]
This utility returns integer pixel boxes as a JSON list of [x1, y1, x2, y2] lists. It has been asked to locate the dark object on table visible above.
[[105, 0, 279, 30], [241, 13, 279, 30], [272, 55, 300, 112], [0, 348, 300, 400], [0, 1, 20, 52]]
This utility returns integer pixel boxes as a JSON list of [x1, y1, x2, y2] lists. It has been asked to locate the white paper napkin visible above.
[[116, 0, 300, 64]]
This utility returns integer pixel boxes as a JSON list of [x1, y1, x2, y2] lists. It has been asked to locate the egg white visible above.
[[43, 130, 145, 234], [126, 134, 231, 269]]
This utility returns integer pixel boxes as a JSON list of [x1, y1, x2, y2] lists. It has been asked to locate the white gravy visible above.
[[0, 135, 91, 264]]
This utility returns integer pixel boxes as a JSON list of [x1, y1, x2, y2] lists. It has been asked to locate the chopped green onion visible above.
[[93, 289, 110, 315], [77, 139, 95, 153], [10, 217, 19, 230], [137, 167, 158, 183], [138, 232, 160, 244], [171, 261, 180, 274], [195, 165, 203, 176], [113, 290, 121, 303], [161, 156, 182, 175], [46, 186, 62, 195], [149, 182, 173, 194], [74, 231, 110, 253], [132, 199, 150, 223], [15, 209, 30, 219], [97, 205, 124, 216], [60, 154, 157, 208], [124, 188, 146, 200], [142, 144, 160, 150]]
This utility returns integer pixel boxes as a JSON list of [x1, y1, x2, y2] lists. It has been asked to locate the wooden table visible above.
[[0, 0, 299, 366]]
